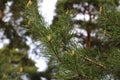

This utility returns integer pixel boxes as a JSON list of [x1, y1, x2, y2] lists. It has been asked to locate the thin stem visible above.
[[86, 29, 91, 48], [48, 41, 61, 62], [73, 54, 91, 80], [73, 54, 80, 77], [81, 55, 107, 69]]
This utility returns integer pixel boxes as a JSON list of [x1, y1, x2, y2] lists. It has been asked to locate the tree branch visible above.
[[81, 55, 107, 69]]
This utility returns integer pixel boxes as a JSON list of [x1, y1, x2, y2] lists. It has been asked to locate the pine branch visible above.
[[48, 40, 61, 62], [73, 54, 81, 77], [81, 55, 107, 69], [73, 55, 91, 80]]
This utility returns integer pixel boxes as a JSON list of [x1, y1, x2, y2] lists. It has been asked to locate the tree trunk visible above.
[[86, 30, 91, 48]]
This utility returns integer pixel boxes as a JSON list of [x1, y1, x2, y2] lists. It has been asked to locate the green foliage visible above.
[[25, 0, 120, 80], [0, 46, 36, 80], [0, 0, 41, 79], [98, 8, 120, 47]]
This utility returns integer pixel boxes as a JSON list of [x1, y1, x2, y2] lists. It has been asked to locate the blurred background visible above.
[[0, 0, 120, 80]]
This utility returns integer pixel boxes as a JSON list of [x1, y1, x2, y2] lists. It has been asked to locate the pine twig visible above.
[[48, 41, 61, 62], [81, 55, 107, 69]]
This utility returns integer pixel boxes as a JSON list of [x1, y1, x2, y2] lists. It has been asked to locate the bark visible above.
[[86, 30, 91, 48]]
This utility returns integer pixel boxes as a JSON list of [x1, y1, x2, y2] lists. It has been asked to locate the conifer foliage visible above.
[[26, 0, 120, 80], [0, 0, 38, 80]]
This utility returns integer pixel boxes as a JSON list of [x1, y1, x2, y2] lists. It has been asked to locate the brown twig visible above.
[[81, 55, 107, 69]]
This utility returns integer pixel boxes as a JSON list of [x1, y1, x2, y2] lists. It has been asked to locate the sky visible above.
[[0, 1, 13, 48], [37, 0, 57, 26]]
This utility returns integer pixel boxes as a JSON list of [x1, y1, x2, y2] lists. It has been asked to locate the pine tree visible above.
[[26, 0, 120, 80], [0, 0, 54, 80]]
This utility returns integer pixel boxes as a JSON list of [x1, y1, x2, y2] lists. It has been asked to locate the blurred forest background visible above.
[[0, 0, 120, 80]]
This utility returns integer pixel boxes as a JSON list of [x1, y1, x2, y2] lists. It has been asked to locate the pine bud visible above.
[[8, 59, 11, 63], [27, 0, 32, 7], [99, 6, 102, 14], [28, 19, 31, 25], [66, 10, 69, 15], [103, 30, 106, 36], [19, 67, 23, 73], [47, 34, 51, 41], [70, 50, 75, 56], [3, 73, 6, 78]]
